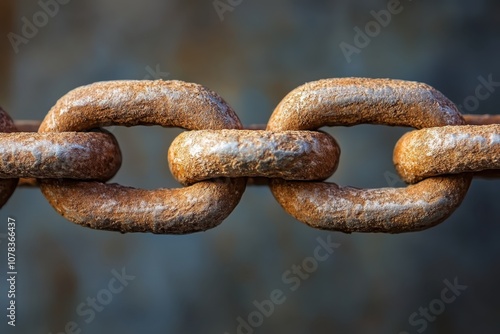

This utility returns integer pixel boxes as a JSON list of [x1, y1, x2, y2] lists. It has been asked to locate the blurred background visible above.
[[1, 0, 499, 333]]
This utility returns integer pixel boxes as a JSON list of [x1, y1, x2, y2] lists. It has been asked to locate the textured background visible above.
[[1, 0, 500, 333]]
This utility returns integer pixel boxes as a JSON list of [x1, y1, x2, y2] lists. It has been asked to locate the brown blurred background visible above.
[[1, 0, 500, 333]]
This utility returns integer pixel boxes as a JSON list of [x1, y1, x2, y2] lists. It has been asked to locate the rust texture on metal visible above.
[[267, 78, 465, 130], [0, 107, 18, 207], [39, 178, 245, 234], [267, 78, 472, 233], [270, 175, 470, 233], [38, 80, 242, 132], [0, 78, 498, 234], [0, 131, 121, 180], [168, 130, 340, 185], [464, 114, 500, 125], [38, 80, 246, 234], [394, 125, 500, 183]]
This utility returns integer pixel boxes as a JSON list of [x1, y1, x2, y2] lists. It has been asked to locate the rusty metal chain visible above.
[[0, 78, 498, 234]]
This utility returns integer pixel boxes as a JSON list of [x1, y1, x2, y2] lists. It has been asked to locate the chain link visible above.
[[37, 80, 245, 234], [0, 131, 121, 180], [394, 124, 500, 183], [0, 107, 18, 207], [266, 78, 473, 233], [0, 78, 498, 234], [168, 130, 340, 185]]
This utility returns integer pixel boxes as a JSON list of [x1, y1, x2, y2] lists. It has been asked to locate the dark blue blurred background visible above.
[[1, 0, 499, 333]]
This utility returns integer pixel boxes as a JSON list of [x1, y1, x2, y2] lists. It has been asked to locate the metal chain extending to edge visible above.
[[1, 78, 498, 234]]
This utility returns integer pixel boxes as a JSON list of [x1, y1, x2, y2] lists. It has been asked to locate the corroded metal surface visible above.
[[270, 176, 470, 233], [394, 125, 500, 183], [0, 107, 18, 207], [464, 114, 500, 125], [39, 178, 246, 234], [267, 78, 465, 130], [267, 78, 472, 233], [38, 80, 246, 234], [169, 130, 340, 185], [0, 132, 121, 180], [38, 80, 242, 132]]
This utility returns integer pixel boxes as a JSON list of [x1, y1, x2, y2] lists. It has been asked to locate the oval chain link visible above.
[[168, 129, 340, 185], [38, 80, 246, 234], [0, 131, 121, 180], [267, 78, 473, 233], [394, 124, 500, 183]]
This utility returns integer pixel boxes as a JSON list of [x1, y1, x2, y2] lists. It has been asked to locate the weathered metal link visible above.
[[10, 120, 49, 186], [168, 130, 340, 185], [38, 80, 242, 132], [394, 125, 500, 183], [464, 114, 500, 125], [271, 176, 470, 233], [0, 107, 18, 207], [267, 78, 472, 233], [267, 78, 464, 130], [0, 131, 121, 180], [39, 178, 245, 234], [463, 114, 500, 179], [38, 80, 246, 234]]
